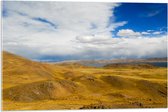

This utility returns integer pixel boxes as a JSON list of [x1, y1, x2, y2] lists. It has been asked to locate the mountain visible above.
[[77, 58, 167, 67], [2, 51, 167, 110], [47, 57, 167, 67]]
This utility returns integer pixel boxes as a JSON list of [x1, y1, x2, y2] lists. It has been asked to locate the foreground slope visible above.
[[3, 51, 167, 110]]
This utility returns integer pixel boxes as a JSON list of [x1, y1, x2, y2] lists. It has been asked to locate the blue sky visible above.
[[113, 3, 167, 36], [2, 2, 167, 61]]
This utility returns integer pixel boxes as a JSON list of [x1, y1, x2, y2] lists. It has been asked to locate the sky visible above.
[[2, 2, 167, 61]]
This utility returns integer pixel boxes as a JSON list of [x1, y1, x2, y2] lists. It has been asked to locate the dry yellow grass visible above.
[[2, 51, 167, 110]]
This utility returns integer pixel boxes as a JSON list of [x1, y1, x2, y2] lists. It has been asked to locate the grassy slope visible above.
[[2, 51, 167, 110]]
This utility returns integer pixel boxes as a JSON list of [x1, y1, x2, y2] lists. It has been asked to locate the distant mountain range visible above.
[[48, 57, 167, 67]]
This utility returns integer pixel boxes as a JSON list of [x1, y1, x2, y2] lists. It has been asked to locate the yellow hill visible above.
[[2, 51, 167, 110], [3, 51, 56, 89]]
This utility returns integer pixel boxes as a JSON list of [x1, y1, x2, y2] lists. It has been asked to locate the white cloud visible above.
[[152, 31, 161, 35], [3, 2, 167, 60], [3, 2, 125, 58], [117, 29, 164, 37], [76, 35, 111, 43], [117, 29, 141, 37], [75, 35, 167, 59], [146, 10, 161, 17], [141, 32, 150, 35]]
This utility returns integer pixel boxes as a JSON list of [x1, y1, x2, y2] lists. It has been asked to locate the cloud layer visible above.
[[3, 2, 167, 61], [117, 29, 141, 37]]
